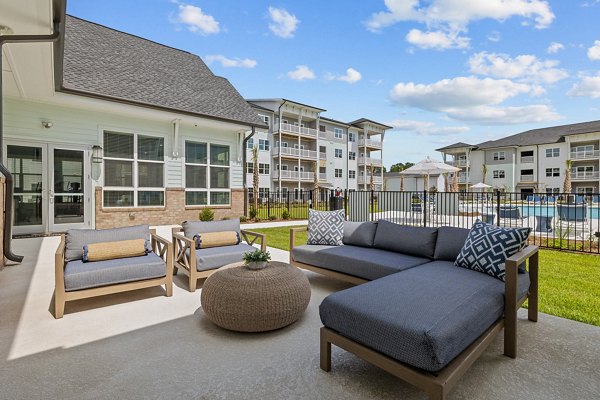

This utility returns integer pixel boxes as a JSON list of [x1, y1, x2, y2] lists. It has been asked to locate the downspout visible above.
[[0, 21, 61, 264], [242, 127, 256, 217]]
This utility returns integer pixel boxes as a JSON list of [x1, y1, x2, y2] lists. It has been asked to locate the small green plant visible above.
[[281, 209, 290, 220], [269, 215, 277, 221], [242, 249, 271, 263], [199, 208, 214, 221], [240, 215, 248, 223], [249, 207, 258, 220]]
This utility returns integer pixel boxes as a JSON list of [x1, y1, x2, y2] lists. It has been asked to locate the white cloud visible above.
[[204, 55, 257, 68], [587, 40, 600, 60], [547, 42, 564, 54], [327, 68, 362, 83], [406, 29, 469, 50], [390, 76, 531, 111], [388, 119, 470, 136], [268, 7, 299, 38], [447, 105, 562, 125], [567, 73, 600, 98], [287, 65, 315, 81], [468, 52, 568, 84], [487, 31, 501, 42], [175, 4, 220, 35]]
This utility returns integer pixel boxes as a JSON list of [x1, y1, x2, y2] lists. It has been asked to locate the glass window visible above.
[[186, 142, 207, 163], [210, 192, 230, 205], [185, 191, 207, 206], [246, 162, 254, 174], [546, 148, 560, 157], [335, 168, 343, 178], [259, 139, 270, 151], [210, 167, 229, 188], [103, 190, 133, 207], [259, 163, 270, 174], [349, 132, 356, 142], [185, 165, 207, 188], [103, 131, 133, 159], [493, 151, 506, 161], [335, 148, 343, 158], [138, 162, 164, 187], [104, 160, 133, 187], [493, 170, 505, 179], [349, 151, 356, 160], [246, 138, 254, 149], [138, 135, 164, 161], [334, 128, 343, 139], [349, 170, 356, 179], [185, 141, 230, 206], [210, 144, 229, 166], [546, 168, 560, 177]]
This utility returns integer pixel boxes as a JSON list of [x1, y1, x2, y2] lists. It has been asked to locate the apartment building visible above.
[[246, 99, 390, 199], [437, 120, 600, 194]]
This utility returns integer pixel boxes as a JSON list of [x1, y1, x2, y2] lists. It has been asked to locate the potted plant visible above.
[[242, 250, 271, 270]]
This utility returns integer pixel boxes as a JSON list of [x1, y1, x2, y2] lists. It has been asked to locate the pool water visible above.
[[517, 204, 600, 219]]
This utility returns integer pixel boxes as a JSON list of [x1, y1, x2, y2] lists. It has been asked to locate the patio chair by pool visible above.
[[526, 195, 542, 203], [499, 206, 528, 228], [555, 204, 589, 240]]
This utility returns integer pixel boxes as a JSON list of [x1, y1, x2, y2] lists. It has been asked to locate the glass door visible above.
[[7, 144, 47, 235], [49, 147, 89, 231]]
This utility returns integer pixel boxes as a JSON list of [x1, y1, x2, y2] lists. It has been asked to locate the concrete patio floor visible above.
[[0, 228, 599, 399]]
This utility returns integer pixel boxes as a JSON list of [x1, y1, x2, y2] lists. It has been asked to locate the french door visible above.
[[6, 142, 91, 234]]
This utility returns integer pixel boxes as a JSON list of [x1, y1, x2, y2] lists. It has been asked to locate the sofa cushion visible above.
[[195, 243, 256, 272], [433, 226, 470, 261], [182, 218, 240, 239], [455, 220, 531, 281], [194, 231, 240, 249], [65, 224, 149, 261], [319, 261, 531, 372], [308, 209, 345, 246], [343, 221, 377, 248], [292, 244, 430, 281], [83, 238, 148, 262], [64, 252, 165, 292], [373, 219, 438, 259]]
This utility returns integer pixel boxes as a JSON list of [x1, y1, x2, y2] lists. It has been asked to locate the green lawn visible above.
[[252, 225, 600, 327]]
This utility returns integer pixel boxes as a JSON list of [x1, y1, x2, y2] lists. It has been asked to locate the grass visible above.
[[252, 225, 600, 327]]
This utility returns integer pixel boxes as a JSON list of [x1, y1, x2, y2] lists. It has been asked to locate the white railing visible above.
[[272, 146, 317, 159], [520, 156, 534, 163], [358, 138, 382, 148], [318, 131, 328, 139], [570, 150, 600, 159], [273, 170, 314, 180], [278, 123, 318, 138], [319, 152, 327, 159], [520, 175, 535, 182], [447, 159, 469, 167], [357, 157, 383, 167], [571, 170, 600, 180], [358, 175, 383, 184], [458, 174, 468, 183]]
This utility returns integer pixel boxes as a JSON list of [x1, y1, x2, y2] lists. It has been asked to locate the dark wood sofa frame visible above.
[[54, 229, 173, 319], [290, 227, 539, 400], [172, 227, 266, 292]]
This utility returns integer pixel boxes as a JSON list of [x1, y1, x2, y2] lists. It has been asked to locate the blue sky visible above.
[[68, 1, 600, 168]]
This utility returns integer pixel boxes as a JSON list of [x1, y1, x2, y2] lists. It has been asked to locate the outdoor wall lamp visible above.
[[92, 145, 103, 163], [41, 121, 53, 128]]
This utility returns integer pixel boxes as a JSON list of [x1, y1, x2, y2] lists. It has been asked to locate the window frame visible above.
[[184, 139, 231, 207], [348, 151, 356, 160], [334, 148, 343, 158], [492, 170, 505, 179], [545, 147, 560, 158], [493, 151, 506, 161], [102, 129, 166, 208], [349, 170, 356, 179], [334, 127, 343, 139], [259, 139, 270, 151], [335, 168, 343, 178], [545, 168, 560, 177]]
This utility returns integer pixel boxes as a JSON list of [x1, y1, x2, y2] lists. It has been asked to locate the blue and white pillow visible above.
[[307, 209, 345, 246], [455, 220, 531, 281]]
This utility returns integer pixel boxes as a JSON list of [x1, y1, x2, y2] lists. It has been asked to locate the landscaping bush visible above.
[[240, 216, 248, 223], [199, 208, 214, 221], [281, 209, 290, 220], [249, 207, 258, 220], [269, 215, 277, 221]]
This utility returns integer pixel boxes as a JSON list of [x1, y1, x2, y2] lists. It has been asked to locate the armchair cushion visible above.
[[182, 218, 240, 239], [194, 231, 240, 249], [83, 239, 148, 262], [193, 243, 256, 271], [64, 252, 166, 291], [65, 224, 149, 261]]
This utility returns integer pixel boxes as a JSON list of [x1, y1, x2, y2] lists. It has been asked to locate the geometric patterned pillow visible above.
[[454, 220, 531, 281], [307, 209, 345, 246]]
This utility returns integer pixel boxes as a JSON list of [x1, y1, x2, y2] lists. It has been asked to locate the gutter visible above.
[[0, 15, 63, 264]]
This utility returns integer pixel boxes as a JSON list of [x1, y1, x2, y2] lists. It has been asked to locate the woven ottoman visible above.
[[200, 261, 311, 332]]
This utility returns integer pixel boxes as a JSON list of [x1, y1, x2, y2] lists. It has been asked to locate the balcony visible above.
[[570, 149, 600, 160], [447, 159, 469, 167], [358, 175, 383, 185], [357, 157, 382, 167], [520, 156, 534, 164], [273, 170, 314, 181], [319, 173, 327, 181], [458, 174, 468, 183], [319, 152, 327, 159], [520, 174, 535, 182], [272, 146, 318, 159], [571, 170, 600, 180], [276, 123, 318, 139], [358, 138, 382, 149]]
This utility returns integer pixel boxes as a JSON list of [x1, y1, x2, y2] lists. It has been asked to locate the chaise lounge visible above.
[[290, 219, 538, 400]]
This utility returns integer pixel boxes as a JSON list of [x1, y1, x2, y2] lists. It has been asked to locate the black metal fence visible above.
[[246, 189, 600, 254]]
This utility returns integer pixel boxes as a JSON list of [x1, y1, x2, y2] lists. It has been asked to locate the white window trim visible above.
[[183, 139, 231, 207], [334, 127, 343, 139], [335, 148, 343, 158], [102, 130, 166, 208]]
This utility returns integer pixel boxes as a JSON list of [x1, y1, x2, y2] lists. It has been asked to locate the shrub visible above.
[[269, 215, 277, 221], [239, 216, 248, 223], [242, 250, 271, 263], [199, 208, 214, 221], [249, 207, 258, 220], [281, 209, 290, 220]]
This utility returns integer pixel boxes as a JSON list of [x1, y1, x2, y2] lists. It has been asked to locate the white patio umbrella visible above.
[[400, 156, 460, 191], [470, 182, 492, 190]]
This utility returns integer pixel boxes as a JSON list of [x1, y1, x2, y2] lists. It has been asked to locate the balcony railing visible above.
[[272, 146, 317, 159], [358, 175, 383, 184], [520, 174, 535, 182], [273, 170, 314, 181], [520, 156, 534, 163], [570, 150, 600, 160], [571, 170, 600, 180], [319, 173, 327, 181], [358, 138, 382, 148], [357, 157, 382, 167], [458, 175, 468, 183], [319, 152, 327, 159], [277, 123, 318, 138]]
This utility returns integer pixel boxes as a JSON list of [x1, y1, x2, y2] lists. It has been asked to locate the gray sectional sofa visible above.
[[290, 219, 539, 400]]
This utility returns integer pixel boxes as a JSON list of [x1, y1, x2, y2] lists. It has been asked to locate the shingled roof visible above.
[[61, 16, 265, 128], [435, 142, 475, 151]]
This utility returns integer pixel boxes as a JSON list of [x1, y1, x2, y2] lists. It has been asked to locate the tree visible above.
[[451, 172, 459, 192], [389, 162, 415, 173], [369, 162, 375, 191], [443, 173, 449, 192], [313, 160, 319, 209], [251, 145, 259, 219], [423, 174, 429, 191], [563, 159, 572, 194], [482, 164, 488, 185], [400, 174, 405, 191]]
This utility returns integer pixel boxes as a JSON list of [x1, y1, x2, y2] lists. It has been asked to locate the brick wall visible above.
[[95, 188, 245, 229]]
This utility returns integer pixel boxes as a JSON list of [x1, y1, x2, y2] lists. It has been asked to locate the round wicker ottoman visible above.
[[200, 261, 311, 332]]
